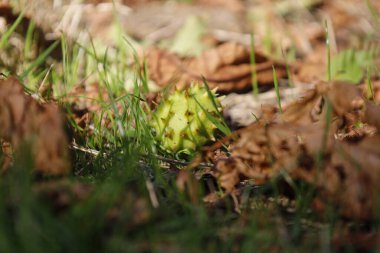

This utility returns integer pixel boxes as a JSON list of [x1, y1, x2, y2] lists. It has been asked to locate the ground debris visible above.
[[0, 77, 70, 175], [145, 41, 287, 93], [332, 221, 380, 251], [201, 81, 380, 220]]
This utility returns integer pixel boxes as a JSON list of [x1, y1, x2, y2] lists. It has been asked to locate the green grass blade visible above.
[[201, 78, 225, 118], [250, 32, 259, 97], [24, 19, 35, 60], [272, 65, 282, 113], [193, 95, 231, 136], [200, 78, 231, 135], [0, 12, 24, 50], [20, 40, 60, 80], [367, 66, 374, 101], [282, 47, 293, 88], [366, 0, 380, 28]]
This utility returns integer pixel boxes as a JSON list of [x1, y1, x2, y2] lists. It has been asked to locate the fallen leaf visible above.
[[0, 77, 70, 175], [201, 81, 380, 219], [145, 41, 288, 93]]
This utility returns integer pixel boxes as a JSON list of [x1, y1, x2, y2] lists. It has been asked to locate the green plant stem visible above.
[[367, 66, 374, 101], [0, 12, 24, 50], [272, 65, 282, 113], [325, 21, 332, 81], [250, 32, 259, 98]]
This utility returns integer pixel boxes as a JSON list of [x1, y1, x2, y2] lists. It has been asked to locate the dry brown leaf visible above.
[[195, 0, 244, 13], [202, 81, 380, 219], [0, 77, 70, 175], [145, 42, 287, 93], [293, 44, 327, 84]]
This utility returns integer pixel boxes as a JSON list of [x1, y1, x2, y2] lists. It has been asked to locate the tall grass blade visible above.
[[200, 78, 231, 135], [0, 12, 24, 50], [272, 65, 282, 113], [24, 20, 35, 60], [366, 0, 380, 28], [20, 40, 60, 80], [282, 47, 293, 88], [367, 66, 374, 101], [250, 32, 259, 97]]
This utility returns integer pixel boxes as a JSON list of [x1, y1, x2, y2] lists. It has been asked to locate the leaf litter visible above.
[[145, 41, 288, 93], [1, 0, 380, 251], [0, 77, 70, 175], [200, 81, 380, 217]]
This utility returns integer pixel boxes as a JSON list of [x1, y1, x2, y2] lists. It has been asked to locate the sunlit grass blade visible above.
[[366, 0, 380, 28], [193, 95, 231, 137], [20, 40, 60, 80], [367, 66, 374, 101], [0, 12, 24, 50], [198, 78, 232, 136], [24, 19, 35, 60], [201, 78, 224, 117], [122, 36, 150, 93], [250, 32, 259, 97], [272, 65, 282, 113], [281, 47, 293, 88]]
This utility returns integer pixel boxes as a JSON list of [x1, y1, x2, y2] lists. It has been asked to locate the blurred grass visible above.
[[0, 149, 325, 253]]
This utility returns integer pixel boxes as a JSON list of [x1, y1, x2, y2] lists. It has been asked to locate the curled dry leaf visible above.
[[145, 42, 287, 93], [202, 81, 380, 220], [0, 77, 70, 175]]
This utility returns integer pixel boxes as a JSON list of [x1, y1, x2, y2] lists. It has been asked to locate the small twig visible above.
[[71, 142, 101, 156], [145, 179, 159, 208], [71, 142, 214, 170], [231, 193, 241, 214], [148, 154, 188, 167]]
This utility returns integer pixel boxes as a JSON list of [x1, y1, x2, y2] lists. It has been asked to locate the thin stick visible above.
[[146, 179, 159, 208]]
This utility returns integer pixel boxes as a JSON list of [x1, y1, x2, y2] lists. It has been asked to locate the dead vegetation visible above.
[[0, 0, 380, 252]]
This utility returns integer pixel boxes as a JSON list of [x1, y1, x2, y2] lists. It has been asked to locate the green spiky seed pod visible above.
[[151, 84, 223, 155]]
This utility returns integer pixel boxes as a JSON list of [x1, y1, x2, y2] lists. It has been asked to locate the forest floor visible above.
[[0, 0, 380, 252]]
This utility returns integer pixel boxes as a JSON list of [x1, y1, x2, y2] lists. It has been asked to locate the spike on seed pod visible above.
[[150, 83, 224, 155]]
